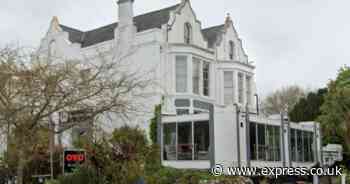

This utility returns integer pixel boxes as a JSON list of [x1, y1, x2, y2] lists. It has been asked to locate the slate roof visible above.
[[202, 24, 225, 48], [59, 4, 225, 48]]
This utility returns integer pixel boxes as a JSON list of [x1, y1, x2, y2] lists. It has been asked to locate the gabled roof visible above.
[[202, 24, 225, 48], [60, 4, 180, 48], [59, 3, 225, 49]]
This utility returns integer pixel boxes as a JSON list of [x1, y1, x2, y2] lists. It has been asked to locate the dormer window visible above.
[[229, 41, 235, 60], [184, 22, 192, 44]]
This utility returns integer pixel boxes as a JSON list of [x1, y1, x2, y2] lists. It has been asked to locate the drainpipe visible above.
[[287, 118, 292, 167], [245, 104, 251, 167], [281, 112, 286, 167], [254, 94, 259, 116], [234, 104, 241, 167]]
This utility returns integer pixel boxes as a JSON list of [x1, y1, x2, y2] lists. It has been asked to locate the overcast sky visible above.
[[1, 0, 349, 96]]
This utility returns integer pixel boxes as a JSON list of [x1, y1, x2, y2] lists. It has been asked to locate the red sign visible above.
[[65, 154, 85, 162], [63, 150, 86, 174]]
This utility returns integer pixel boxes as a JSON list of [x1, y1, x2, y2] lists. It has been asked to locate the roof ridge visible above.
[[85, 22, 118, 33], [134, 3, 180, 18], [58, 3, 223, 48], [202, 24, 225, 31], [62, 3, 180, 34], [59, 24, 83, 33]]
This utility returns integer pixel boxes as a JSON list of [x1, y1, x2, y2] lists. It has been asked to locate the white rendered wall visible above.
[[167, 2, 208, 49], [213, 106, 238, 167]]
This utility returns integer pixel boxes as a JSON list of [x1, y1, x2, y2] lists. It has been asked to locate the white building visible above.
[[38, 0, 341, 171]]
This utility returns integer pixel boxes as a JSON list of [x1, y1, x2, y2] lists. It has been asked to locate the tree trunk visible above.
[[17, 148, 26, 184]]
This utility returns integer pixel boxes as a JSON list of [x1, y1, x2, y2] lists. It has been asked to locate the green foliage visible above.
[[318, 66, 350, 156], [150, 104, 162, 144], [57, 166, 106, 184], [142, 145, 244, 184], [45, 179, 60, 184], [3, 128, 63, 182], [146, 167, 244, 184], [144, 144, 161, 175], [80, 126, 149, 184], [289, 88, 327, 122]]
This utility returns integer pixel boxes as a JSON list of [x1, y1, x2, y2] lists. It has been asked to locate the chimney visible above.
[[117, 0, 134, 26], [115, 0, 136, 59]]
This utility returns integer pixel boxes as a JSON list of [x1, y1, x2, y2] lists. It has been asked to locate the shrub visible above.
[[57, 166, 106, 184], [149, 104, 161, 144], [44, 179, 60, 184]]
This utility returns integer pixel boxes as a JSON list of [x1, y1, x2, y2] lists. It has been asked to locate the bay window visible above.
[[203, 62, 210, 96], [238, 73, 244, 104], [224, 71, 234, 105], [176, 56, 188, 93], [246, 76, 252, 105], [192, 58, 200, 94]]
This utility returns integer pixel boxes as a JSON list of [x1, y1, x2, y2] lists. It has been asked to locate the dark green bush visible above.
[[57, 166, 106, 184]]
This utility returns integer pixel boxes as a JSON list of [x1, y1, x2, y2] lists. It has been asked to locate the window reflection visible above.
[[162, 121, 210, 161], [177, 122, 193, 160], [194, 121, 210, 160], [250, 122, 281, 161], [290, 128, 314, 162], [163, 123, 177, 160]]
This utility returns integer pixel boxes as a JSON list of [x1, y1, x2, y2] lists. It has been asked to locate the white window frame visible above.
[[175, 55, 188, 93], [224, 71, 234, 105]]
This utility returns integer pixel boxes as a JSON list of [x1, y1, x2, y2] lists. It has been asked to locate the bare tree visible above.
[[262, 85, 306, 116], [0, 45, 151, 184]]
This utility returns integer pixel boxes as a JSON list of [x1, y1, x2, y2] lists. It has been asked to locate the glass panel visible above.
[[303, 131, 309, 162], [176, 56, 187, 93], [176, 109, 189, 115], [290, 129, 297, 161], [238, 73, 244, 104], [163, 123, 177, 160], [194, 110, 203, 114], [266, 125, 274, 161], [249, 122, 257, 160], [224, 71, 234, 105], [194, 121, 210, 160], [246, 76, 252, 105], [184, 23, 192, 44], [274, 126, 281, 161], [203, 62, 210, 96], [309, 132, 314, 162], [297, 130, 303, 162], [257, 124, 266, 160], [192, 58, 200, 94], [229, 41, 234, 60], [177, 122, 193, 160]]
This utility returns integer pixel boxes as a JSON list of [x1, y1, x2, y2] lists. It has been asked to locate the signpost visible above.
[[63, 149, 86, 174]]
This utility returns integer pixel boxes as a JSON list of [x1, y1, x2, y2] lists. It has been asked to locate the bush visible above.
[[45, 179, 60, 184], [57, 166, 106, 184], [149, 104, 161, 144]]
